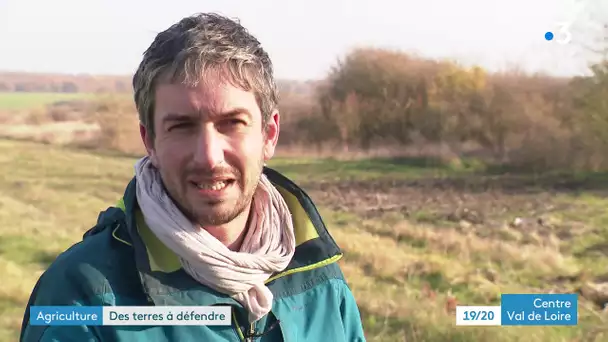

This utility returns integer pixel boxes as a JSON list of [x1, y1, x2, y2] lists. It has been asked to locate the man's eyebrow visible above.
[[162, 108, 252, 123], [209, 108, 252, 119], [162, 113, 196, 123]]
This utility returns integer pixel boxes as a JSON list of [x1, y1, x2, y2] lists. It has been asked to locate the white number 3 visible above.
[[555, 22, 572, 45]]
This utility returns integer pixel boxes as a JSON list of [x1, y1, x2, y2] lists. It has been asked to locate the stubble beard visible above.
[[184, 157, 265, 227]]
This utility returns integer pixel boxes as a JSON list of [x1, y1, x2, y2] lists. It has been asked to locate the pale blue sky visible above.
[[0, 0, 605, 80]]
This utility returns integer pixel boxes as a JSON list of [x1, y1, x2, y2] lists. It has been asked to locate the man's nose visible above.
[[193, 126, 225, 169]]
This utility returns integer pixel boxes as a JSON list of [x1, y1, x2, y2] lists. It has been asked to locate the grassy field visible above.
[[0, 93, 99, 111], [1, 139, 608, 341]]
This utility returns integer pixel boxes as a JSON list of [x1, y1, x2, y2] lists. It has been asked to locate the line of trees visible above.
[[7, 24, 608, 173], [278, 35, 608, 171], [0, 72, 132, 94]]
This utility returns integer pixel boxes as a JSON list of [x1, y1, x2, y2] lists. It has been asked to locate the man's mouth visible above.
[[193, 179, 235, 191]]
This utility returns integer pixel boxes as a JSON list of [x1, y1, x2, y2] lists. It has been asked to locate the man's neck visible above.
[[203, 205, 252, 251]]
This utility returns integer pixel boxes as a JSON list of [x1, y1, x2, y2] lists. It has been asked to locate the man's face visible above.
[[141, 74, 279, 226]]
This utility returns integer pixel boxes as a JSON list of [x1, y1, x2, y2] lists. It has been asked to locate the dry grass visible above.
[[0, 94, 144, 156], [0, 121, 100, 145], [1, 139, 608, 341], [321, 210, 606, 341]]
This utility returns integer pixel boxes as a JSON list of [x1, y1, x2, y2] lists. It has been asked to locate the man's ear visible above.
[[263, 110, 280, 162], [140, 123, 159, 167]]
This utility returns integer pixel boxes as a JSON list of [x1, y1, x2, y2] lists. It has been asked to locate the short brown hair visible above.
[[133, 13, 279, 139]]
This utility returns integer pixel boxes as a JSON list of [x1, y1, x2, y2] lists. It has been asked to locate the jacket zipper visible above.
[[245, 323, 255, 342]]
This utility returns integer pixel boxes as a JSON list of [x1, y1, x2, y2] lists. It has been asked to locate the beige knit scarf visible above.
[[134, 156, 296, 323]]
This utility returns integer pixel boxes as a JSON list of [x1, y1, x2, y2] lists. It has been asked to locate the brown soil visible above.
[[300, 176, 595, 243]]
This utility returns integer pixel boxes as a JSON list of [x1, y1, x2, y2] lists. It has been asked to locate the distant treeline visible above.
[[276, 48, 608, 171], [0, 72, 132, 93], [5, 46, 608, 172], [0, 71, 317, 96]]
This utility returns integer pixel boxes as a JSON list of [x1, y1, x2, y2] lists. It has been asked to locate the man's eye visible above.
[[216, 119, 247, 133], [230, 119, 246, 125], [224, 119, 247, 127], [169, 122, 192, 131]]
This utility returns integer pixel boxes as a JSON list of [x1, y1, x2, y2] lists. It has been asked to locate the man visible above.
[[20, 12, 365, 342]]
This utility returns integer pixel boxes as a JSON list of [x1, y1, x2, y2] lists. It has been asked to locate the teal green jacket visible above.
[[20, 167, 366, 341]]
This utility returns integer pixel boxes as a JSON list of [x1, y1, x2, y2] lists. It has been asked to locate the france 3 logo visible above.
[[544, 23, 572, 45]]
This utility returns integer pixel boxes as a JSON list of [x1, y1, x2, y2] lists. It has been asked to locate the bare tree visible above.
[[574, 0, 608, 62]]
